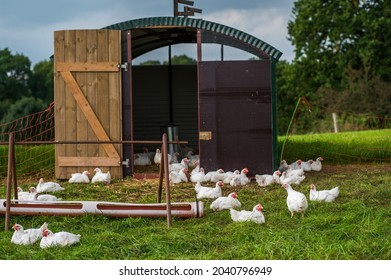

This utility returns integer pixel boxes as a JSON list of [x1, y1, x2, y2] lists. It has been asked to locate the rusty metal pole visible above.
[[157, 143, 165, 203], [162, 133, 172, 227], [5, 133, 15, 231]]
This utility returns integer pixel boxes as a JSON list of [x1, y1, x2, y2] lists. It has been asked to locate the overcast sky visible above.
[[0, 0, 296, 66]]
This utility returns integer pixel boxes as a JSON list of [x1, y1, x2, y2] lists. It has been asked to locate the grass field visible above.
[[0, 130, 390, 260]]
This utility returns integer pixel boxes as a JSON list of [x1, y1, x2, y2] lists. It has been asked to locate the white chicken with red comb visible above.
[[229, 168, 250, 187], [91, 168, 111, 184], [230, 204, 265, 224], [68, 170, 90, 183], [282, 183, 308, 218], [169, 167, 189, 184], [210, 192, 241, 211], [195, 181, 223, 199], [11, 223, 47, 245], [40, 226, 81, 249]]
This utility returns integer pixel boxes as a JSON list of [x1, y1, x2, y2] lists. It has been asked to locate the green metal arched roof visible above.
[[103, 17, 282, 60]]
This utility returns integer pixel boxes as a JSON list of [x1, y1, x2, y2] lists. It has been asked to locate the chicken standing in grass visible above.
[[282, 183, 308, 218], [230, 204, 265, 224], [309, 184, 339, 202], [210, 192, 241, 211], [11, 223, 47, 245]]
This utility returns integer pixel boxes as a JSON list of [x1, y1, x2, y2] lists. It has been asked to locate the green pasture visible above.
[[0, 129, 390, 260]]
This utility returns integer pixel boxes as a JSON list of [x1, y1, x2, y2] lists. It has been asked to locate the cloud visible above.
[[203, 7, 294, 60]]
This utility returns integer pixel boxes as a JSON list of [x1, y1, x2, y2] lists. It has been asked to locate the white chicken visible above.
[[185, 151, 199, 168], [40, 227, 81, 249], [280, 171, 305, 185], [278, 160, 289, 172], [169, 168, 189, 184], [301, 160, 314, 172], [204, 169, 226, 183], [68, 170, 90, 183], [285, 166, 305, 177], [153, 149, 173, 166], [255, 170, 281, 186], [309, 184, 339, 202], [169, 158, 189, 172], [36, 178, 64, 193], [230, 204, 265, 224], [282, 183, 308, 218], [16, 187, 30, 200], [11, 223, 47, 245], [222, 170, 240, 184], [133, 153, 151, 166], [230, 168, 250, 187], [91, 168, 111, 184], [311, 157, 323, 171], [289, 159, 303, 170], [190, 167, 206, 183], [210, 192, 241, 211], [194, 181, 223, 200], [28, 187, 61, 201]]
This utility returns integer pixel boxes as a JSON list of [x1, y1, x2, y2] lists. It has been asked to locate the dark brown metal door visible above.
[[198, 60, 273, 176]]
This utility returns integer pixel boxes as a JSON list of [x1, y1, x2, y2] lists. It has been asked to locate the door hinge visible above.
[[118, 62, 129, 71], [120, 158, 130, 168]]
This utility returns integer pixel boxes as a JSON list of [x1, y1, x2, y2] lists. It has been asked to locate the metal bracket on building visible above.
[[199, 131, 212, 141], [118, 62, 129, 71], [121, 158, 130, 168]]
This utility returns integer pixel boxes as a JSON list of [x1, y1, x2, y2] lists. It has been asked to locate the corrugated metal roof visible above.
[[103, 17, 282, 60]]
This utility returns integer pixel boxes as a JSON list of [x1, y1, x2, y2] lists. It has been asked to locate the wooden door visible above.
[[54, 29, 122, 179], [198, 60, 273, 176]]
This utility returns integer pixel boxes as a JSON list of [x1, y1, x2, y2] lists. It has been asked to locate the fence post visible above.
[[332, 113, 339, 133], [5, 132, 15, 231]]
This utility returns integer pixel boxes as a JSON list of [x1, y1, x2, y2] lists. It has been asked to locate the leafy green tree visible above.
[[163, 54, 196, 65], [1, 96, 46, 123], [0, 48, 32, 121], [29, 59, 54, 105], [285, 0, 391, 130]]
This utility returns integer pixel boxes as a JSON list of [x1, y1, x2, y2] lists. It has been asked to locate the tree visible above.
[[286, 0, 391, 128], [29, 59, 54, 105], [1, 96, 46, 123], [0, 48, 32, 121]]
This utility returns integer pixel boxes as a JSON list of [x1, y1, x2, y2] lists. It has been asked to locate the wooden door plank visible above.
[[64, 30, 77, 177], [55, 62, 119, 72], [60, 71, 120, 160], [54, 30, 66, 179], [58, 156, 120, 167], [75, 30, 88, 173], [108, 30, 122, 177], [86, 30, 99, 158]]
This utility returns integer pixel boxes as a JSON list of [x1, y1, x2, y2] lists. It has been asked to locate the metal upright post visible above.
[[162, 133, 172, 227], [5, 133, 15, 231]]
